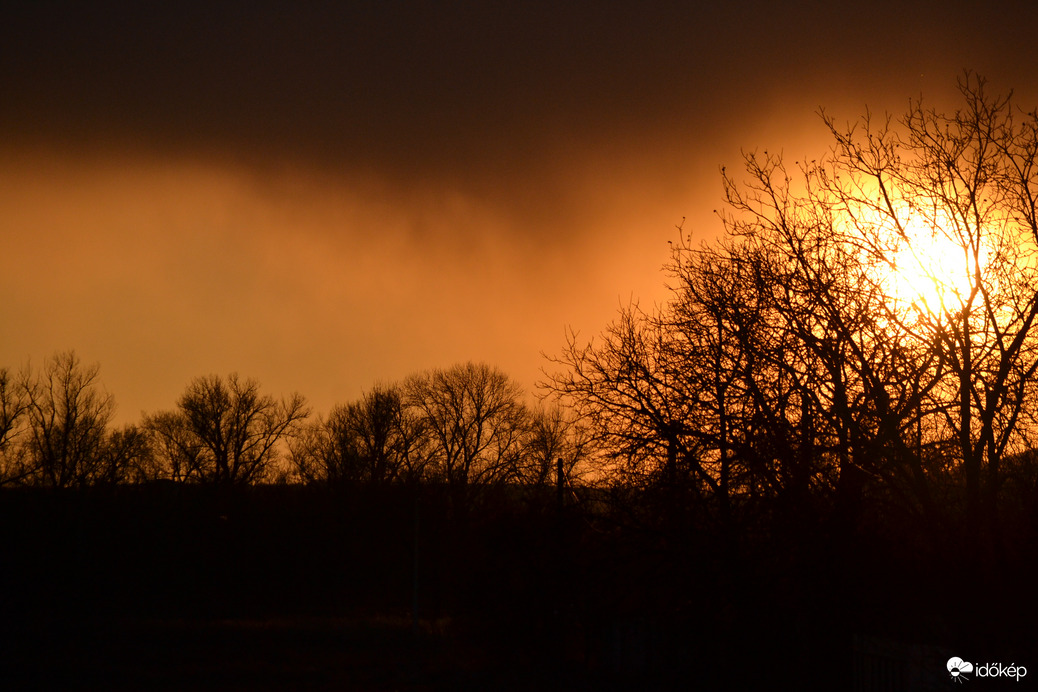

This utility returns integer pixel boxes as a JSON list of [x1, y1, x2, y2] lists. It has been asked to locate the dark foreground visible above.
[[8, 615, 599, 691], [1, 483, 1035, 690]]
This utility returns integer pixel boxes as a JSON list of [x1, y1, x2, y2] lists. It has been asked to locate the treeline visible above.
[[6, 77, 1038, 547], [0, 354, 591, 507]]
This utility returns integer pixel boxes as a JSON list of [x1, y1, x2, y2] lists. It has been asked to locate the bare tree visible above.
[[665, 240, 805, 517], [17, 352, 117, 487], [101, 424, 155, 484], [544, 303, 710, 495], [145, 410, 205, 483], [0, 366, 31, 485], [147, 373, 309, 485], [799, 74, 1038, 525], [711, 147, 952, 528], [291, 384, 430, 485], [405, 362, 528, 509], [520, 405, 595, 487], [0, 367, 27, 451]]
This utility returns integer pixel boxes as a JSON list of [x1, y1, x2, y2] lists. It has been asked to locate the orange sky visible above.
[[2, 1, 1036, 423]]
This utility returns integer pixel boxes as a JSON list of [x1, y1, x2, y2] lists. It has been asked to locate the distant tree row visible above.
[[0, 352, 304, 487], [0, 354, 591, 508], [285, 362, 594, 512]]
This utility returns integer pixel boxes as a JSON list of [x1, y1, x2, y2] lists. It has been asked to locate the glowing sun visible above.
[[876, 212, 981, 315]]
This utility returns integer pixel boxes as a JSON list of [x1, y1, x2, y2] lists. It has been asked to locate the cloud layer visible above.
[[2, 0, 1036, 419]]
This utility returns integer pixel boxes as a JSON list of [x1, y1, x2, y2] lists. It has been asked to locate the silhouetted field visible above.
[[1, 483, 1035, 689]]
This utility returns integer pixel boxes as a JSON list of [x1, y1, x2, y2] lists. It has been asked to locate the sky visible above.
[[2, 0, 1037, 423]]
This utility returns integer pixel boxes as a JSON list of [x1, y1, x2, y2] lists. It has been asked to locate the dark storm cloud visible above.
[[5, 2, 690, 160], [0, 3, 960, 161], [6, 0, 1036, 201]]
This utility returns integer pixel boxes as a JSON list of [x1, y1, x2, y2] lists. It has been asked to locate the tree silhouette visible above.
[[521, 405, 594, 488], [17, 351, 119, 487], [100, 424, 155, 484], [0, 366, 30, 485], [146, 373, 309, 485], [883, 78, 1038, 526], [405, 362, 528, 510], [708, 147, 952, 530], [547, 74, 1038, 544], [788, 74, 1038, 530], [291, 384, 430, 485], [545, 304, 697, 492]]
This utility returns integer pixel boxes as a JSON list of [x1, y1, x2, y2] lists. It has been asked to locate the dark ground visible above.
[[1, 483, 1035, 690]]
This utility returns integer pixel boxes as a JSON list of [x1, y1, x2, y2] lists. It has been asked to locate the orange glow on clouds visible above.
[[0, 145, 682, 421]]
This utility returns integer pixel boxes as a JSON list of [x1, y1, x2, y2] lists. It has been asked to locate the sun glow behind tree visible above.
[[548, 76, 1038, 540], [859, 204, 989, 317]]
